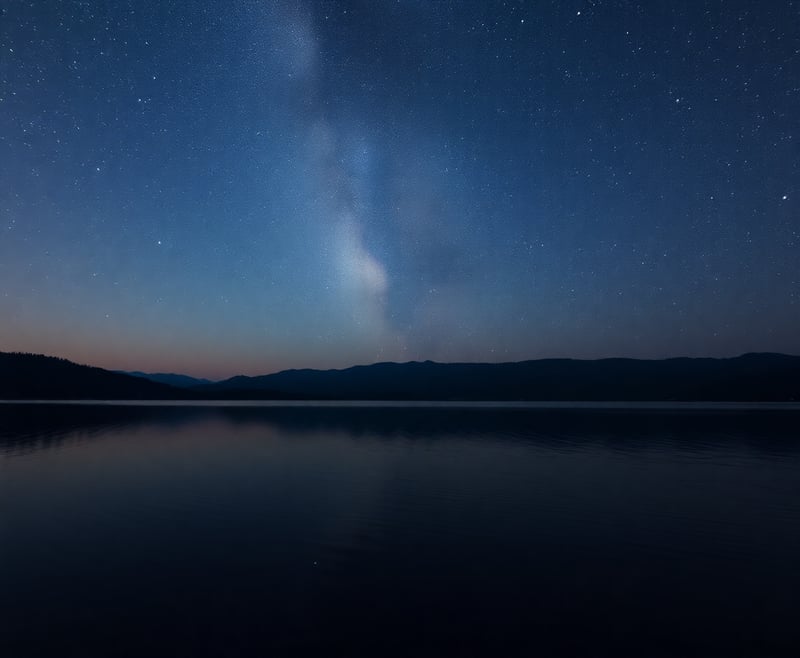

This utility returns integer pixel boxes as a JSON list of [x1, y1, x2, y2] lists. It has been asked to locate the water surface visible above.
[[1, 403, 799, 657]]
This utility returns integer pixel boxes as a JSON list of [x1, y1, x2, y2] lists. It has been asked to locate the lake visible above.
[[1, 402, 799, 657]]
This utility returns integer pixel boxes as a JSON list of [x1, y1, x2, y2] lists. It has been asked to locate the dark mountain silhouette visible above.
[[2, 351, 799, 401], [196, 353, 800, 401], [0, 352, 184, 400], [122, 371, 214, 388]]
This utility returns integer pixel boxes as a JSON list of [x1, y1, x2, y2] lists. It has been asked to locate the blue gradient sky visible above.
[[1, 1, 798, 378]]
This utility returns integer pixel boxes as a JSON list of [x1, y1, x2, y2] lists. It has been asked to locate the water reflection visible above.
[[1, 403, 799, 657], [2, 402, 799, 457]]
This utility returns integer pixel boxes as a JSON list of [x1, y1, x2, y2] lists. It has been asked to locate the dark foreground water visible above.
[[1, 403, 799, 657]]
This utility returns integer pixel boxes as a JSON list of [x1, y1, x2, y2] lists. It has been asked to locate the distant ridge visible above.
[[122, 371, 214, 388], [1, 351, 799, 401]]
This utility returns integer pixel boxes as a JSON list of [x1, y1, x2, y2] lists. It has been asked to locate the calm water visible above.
[[1, 403, 799, 657]]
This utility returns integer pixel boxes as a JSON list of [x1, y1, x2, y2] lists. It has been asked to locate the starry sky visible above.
[[1, 1, 798, 379]]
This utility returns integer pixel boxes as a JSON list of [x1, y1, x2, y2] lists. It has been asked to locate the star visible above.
[[0, 0, 797, 376]]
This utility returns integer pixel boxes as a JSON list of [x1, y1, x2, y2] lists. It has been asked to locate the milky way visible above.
[[1, 1, 798, 378]]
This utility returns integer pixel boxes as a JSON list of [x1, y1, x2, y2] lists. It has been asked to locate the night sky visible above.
[[1, 1, 798, 379]]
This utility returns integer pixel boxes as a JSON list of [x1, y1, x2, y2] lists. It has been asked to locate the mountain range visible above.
[[2, 351, 799, 401]]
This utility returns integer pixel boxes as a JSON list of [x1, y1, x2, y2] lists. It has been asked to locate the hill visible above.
[[0, 352, 184, 400]]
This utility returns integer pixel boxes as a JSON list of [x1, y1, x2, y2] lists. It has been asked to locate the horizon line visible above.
[[3, 349, 798, 384]]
